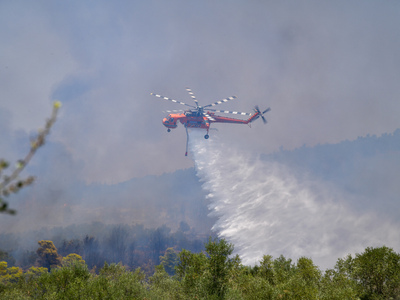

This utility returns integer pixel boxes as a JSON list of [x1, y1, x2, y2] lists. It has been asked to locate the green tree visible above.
[[320, 267, 358, 300], [258, 254, 275, 285], [36, 240, 62, 270], [160, 247, 179, 275], [149, 264, 183, 299], [205, 237, 239, 299], [176, 248, 208, 296], [33, 258, 90, 299], [0, 261, 7, 277], [25, 266, 48, 279], [175, 237, 243, 298], [272, 254, 296, 285], [351, 246, 400, 299], [229, 267, 275, 300], [62, 253, 86, 267], [283, 257, 321, 300], [0, 261, 23, 284], [92, 262, 147, 299], [0, 101, 61, 214]]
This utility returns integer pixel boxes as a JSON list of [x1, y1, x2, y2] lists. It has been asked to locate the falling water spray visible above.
[[188, 129, 399, 268]]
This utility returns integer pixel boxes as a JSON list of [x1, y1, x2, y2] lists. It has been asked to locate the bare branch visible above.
[[0, 101, 61, 214]]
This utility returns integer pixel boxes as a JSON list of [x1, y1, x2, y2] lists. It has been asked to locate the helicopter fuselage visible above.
[[162, 113, 209, 130], [162, 110, 260, 133]]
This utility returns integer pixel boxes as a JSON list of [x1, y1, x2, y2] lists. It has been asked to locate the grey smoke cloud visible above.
[[2, 1, 400, 183], [1, 0, 400, 262]]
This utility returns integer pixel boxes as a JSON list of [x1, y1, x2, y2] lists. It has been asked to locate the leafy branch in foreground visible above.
[[0, 101, 61, 214]]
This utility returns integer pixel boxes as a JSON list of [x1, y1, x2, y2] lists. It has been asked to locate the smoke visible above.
[[189, 129, 399, 269], [2, 1, 400, 183]]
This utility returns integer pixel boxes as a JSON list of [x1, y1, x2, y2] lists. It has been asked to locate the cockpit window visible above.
[[170, 118, 174, 122]]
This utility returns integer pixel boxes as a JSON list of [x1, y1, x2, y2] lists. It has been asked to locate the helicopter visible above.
[[151, 88, 271, 156]]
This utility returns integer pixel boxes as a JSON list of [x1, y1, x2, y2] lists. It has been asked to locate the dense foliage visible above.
[[0, 222, 208, 275], [0, 237, 399, 299]]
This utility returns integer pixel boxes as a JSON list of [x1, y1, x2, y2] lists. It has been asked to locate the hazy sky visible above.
[[1, 0, 400, 184]]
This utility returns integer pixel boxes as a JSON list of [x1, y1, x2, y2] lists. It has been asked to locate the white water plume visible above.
[[188, 130, 399, 269]]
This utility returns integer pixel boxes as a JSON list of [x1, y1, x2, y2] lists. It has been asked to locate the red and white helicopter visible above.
[[151, 88, 270, 155]]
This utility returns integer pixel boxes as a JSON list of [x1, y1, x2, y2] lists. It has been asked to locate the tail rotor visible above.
[[254, 105, 271, 124]]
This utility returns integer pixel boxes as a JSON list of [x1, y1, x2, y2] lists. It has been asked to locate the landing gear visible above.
[[204, 134, 209, 139], [167, 129, 171, 132]]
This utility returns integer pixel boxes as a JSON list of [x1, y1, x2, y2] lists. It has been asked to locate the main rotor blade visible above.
[[186, 87, 199, 108], [207, 108, 252, 116], [262, 116, 267, 124], [263, 107, 271, 114], [150, 93, 196, 108], [203, 113, 216, 121], [164, 109, 185, 113], [203, 96, 237, 108]]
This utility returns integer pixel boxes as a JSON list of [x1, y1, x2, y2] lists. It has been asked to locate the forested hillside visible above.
[[0, 222, 210, 275], [1, 237, 399, 299]]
